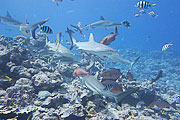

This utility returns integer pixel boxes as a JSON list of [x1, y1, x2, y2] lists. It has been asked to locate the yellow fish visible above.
[[0, 75, 12, 81]]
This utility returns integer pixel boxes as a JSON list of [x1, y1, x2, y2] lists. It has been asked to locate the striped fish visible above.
[[103, 84, 114, 91], [162, 43, 173, 51], [40, 26, 53, 34], [136, 1, 155, 9]]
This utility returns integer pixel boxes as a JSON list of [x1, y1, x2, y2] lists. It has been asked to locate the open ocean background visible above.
[[1, 1, 180, 119], [0, 0, 180, 51]]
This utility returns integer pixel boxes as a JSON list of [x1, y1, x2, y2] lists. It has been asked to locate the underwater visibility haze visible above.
[[0, 0, 180, 119]]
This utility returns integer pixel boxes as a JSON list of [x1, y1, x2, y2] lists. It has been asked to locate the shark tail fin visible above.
[[130, 56, 140, 70], [70, 24, 83, 35], [66, 27, 76, 50], [31, 18, 49, 39], [115, 87, 139, 104]]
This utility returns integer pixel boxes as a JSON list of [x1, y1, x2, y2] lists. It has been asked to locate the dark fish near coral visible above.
[[99, 26, 118, 45], [73, 68, 91, 76], [100, 68, 122, 81], [127, 70, 135, 81], [152, 70, 163, 83], [40, 26, 53, 34], [83, 75, 138, 103], [149, 100, 176, 109], [101, 80, 123, 93]]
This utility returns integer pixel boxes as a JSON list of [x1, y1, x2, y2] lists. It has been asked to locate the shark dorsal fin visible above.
[[88, 33, 95, 42], [100, 16, 105, 20], [6, 11, 11, 18], [26, 15, 29, 24]]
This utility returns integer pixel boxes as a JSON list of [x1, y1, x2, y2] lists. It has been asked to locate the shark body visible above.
[[0, 11, 22, 27], [0, 11, 49, 39], [19, 18, 49, 39], [45, 32, 73, 58], [83, 75, 138, 103], [71, 16, 130, 33], [66, 28, 134, 65]]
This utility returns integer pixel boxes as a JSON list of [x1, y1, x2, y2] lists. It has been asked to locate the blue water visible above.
[[0, 0, 180, 51]]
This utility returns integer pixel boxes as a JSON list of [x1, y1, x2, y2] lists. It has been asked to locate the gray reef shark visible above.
[[0, 11, 22, 27], [71, 16, 130, 33], [45, 32, 74, 58], [40, 32, 78, 64], [66, 27, 139, 69], [0, 11, 49, 39], [19, 18, 49, 39], [82, 75, 138, 103]]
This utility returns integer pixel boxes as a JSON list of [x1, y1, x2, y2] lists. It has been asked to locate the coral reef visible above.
[[0, 35, 180, 120]]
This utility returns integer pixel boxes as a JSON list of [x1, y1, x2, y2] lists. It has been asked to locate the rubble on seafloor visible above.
[[0, 35, 180, 120]]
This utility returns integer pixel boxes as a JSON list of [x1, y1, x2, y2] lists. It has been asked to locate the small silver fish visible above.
[[149, 11, 158, 18]]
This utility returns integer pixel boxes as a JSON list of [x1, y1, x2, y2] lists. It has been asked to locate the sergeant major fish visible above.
[[162, 43, 173, 51], [135, 1, 156, 9], [39, 26, 53, 34]]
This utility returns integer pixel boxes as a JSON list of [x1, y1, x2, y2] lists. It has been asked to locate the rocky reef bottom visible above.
[[0, 35, 180, 120]]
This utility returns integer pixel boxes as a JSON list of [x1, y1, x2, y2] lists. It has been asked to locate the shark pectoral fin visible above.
[[116, 87, 139, 103]]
